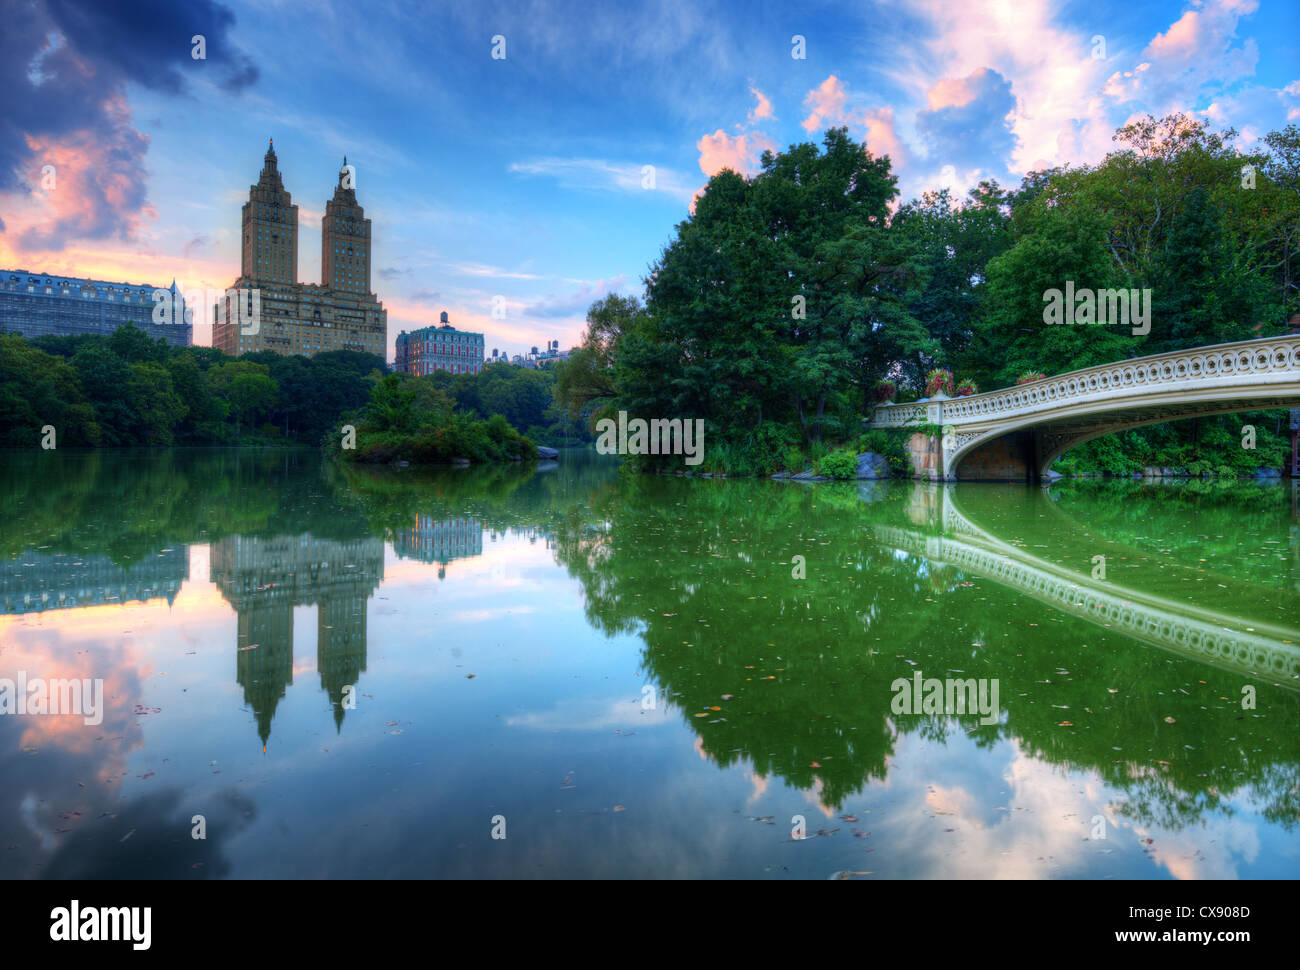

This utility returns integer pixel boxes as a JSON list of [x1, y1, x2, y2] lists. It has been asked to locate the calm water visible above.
[[1, 448, 1297, 879]]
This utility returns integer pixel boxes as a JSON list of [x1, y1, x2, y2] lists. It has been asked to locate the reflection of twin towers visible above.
[[209, 516, 486, 747], [210, 534, 384, 748]]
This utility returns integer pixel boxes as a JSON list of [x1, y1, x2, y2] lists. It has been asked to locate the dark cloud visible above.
[[378, 267, 407, 281], [914, 68, 1017, 179], [409, 288, 441, 304], [1, 0, 257, 251]]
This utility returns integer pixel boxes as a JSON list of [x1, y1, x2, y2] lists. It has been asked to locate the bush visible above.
[[1016, 372, 1046, 385], [783, 446, 805, 474], [955, 378, 978, 397], [858, 429, 907, 475], [817, 449, 858, 480]]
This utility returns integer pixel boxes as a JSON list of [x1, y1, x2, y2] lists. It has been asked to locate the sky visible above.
[[1, 0, 1297, 361]]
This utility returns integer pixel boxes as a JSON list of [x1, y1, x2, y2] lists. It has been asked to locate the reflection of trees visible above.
[[0, 449, 374, 562], [538, 476, 1300, 827]]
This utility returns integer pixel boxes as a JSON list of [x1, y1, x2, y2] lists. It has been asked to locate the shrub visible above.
[[871, 380, 897, 404], [783, 446, 805, 474], [925, 368, 953, 397], [1016, 371, 1046, 385], [858, 429, 907, 475], [955, 378, 978, 397], [817, 449, 858, 480]]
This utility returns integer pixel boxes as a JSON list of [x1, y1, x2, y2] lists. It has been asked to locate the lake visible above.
[[1, 448, 1297, 878]]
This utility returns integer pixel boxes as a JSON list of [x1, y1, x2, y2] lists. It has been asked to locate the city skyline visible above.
[[1, 0, 1296, 362]]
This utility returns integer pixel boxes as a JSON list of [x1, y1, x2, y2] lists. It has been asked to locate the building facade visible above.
[[394, 311, 485, 376], [212, 141, 387, 359], [0, 270, 192, 347]]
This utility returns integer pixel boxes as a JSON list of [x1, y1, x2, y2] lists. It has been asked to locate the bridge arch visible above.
[[867, 336, 1300, 482]]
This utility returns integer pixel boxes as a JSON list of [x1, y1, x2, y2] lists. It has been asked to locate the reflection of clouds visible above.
[[869, 732, 1271, 878], [506, 694, 671, 732], [40, 786, 257, 879], [451, 606, 534, 623], [1, 623, 148, 757]]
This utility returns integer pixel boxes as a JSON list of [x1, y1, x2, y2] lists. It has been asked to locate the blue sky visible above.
[[2, 0, 1297, 359]]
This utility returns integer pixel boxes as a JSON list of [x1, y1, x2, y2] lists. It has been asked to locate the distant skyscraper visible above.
[[212, 141, 387, 359], [394, 311, 485, 376], [0, 270, 191, 347]]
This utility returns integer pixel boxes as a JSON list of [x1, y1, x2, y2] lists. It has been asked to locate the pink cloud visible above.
[[696, 129, 777, 178], [799, 75, 907, 165], [748, 86, 775, 122], [801, 75, 849, 133], [1147, 9, 1203, 58], [926, 71, 992, 110]]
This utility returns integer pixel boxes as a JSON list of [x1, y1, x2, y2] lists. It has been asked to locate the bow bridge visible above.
[[867, 335, 1300, 482]]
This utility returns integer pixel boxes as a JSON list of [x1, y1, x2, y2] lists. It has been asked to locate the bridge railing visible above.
[[869, 335, 1300, 428]]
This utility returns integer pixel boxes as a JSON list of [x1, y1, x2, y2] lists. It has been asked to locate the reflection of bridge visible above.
[[210, 534, 384, 746], [870, 488, 1300, 686], [868, 336, 1300, 481]]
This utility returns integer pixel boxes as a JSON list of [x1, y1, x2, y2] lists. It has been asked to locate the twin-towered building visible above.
[[212, 141, 388, 358]]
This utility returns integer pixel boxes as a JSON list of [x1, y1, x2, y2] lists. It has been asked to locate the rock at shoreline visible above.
[[536, 446, 559, 459], [854, 452, 890, 480]]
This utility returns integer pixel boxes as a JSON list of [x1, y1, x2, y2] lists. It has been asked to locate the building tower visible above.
[[241, 139, 299, 285], [322, 156, 371, 296]]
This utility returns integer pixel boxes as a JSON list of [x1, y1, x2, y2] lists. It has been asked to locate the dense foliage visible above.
[[325, 373, 538, 465], [557, 115, 1300, 476], [0, 324, 383, 447]]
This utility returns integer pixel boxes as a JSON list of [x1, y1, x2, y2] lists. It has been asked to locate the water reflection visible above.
[[210, 534, 385, 744], [871, 484, 1300, 683], [1, 449, 1297, 878]]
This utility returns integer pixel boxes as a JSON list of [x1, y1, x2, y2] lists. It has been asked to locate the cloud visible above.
[[801, 75, 850, 134], [523, 275, 630, 320], [445, 261, 545, 280], [409, 288, 441, 305], [798, 76, 906, 165], [748, 86, 774, 122], [1123, 0, 1261, 112], [915, 68, 1016, 176], [0, 0, 257, 254], [509, 157, 695, 202], [377, 267, 406, 281], [696, 129, 776, 178]]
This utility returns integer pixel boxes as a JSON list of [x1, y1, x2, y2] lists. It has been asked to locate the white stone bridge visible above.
[[867, 335, 1300, 481]]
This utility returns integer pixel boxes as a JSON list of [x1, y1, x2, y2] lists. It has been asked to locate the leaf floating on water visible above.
[[721, 694, 734, 700], [694, 713, 709, 718], [1058, 721, 1073, 727], [708, 706, 721, 711], [613, 805, 626, 812], [1163, 716, 1176, 723]]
